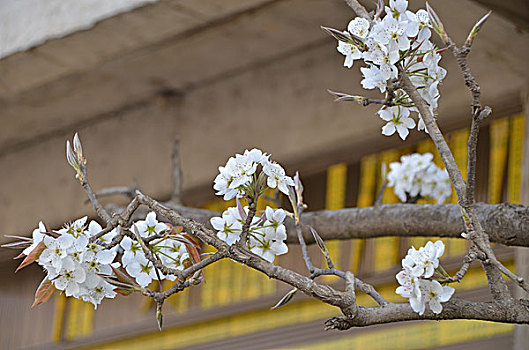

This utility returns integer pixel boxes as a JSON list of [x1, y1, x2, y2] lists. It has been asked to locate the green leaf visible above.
[[271, 288, 298, 310], [32, 277, 54, 307], [16, 241, 46, 272]]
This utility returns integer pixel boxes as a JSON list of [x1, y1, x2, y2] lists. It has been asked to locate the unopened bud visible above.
[[156, 303, 163, 331], [425, 2, 449, 44], [321, 26, 364, 48], [66, 140, 78, 168], [465, 11, 491, 46], [73, 133, 85, 165]]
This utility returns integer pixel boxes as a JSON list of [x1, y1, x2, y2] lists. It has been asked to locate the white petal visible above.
[[429, 298, 443, 314]]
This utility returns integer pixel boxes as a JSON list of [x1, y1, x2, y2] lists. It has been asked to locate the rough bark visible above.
[[119, 201, 529, 247]]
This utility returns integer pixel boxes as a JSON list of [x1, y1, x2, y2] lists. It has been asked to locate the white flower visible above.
[[156, 238, 189, 272], [265, 207, 287, 226], [244, 148, 269, 164], [213, 165, 240, 200], [210, 212, 243, 245], [83, 245, 115, 276], [229, 154, 258, 189], [262, 161, 294, 195], [125, 253, 160, 287], [81, 277, 117, 309], [361, 65, 389, 93], [250, 226, 288, 263], [379, 106, 416, 140], [39, 235, 74, 270], [58, 216, 88, 238], [387, 153, 451, 203], [364, 39, 399, 79], [373, 16, 410, 50], [120, 236, 144, 267], [418, 279, 455, 314], [402, 240, 445, 278], [347, 17, 370, 38], [53, 258, 86, 297], [23, 221, 47, 256], [396, 268, 421, 299], [133, 212, 168, 237], [337, 40, 362, 68], [87, 220, 118, 246], [385, 0, 408, 21]]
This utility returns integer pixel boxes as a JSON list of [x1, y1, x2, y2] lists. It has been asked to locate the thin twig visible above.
[[343, 0, 371, 20], [170, 137, 183, 205], [238, 197, 256, 247]]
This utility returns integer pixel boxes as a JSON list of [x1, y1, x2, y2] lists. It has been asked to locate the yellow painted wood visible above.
[[489, 118, 510, 204], [324, 163, 348, 273], [354, 154, 378, 271], [285, 320, 513, 350], [508, 114, 524, 204], [78, 299, 339, 350], [447, 128, 469, 257], [374, 149, 400, 272], [52, 293, 67, 342], [65, 298, 94, 341], [77, 261, 513, 350]]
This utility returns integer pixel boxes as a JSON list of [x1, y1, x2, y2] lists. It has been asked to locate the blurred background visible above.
[[0, 0, 528, 349]]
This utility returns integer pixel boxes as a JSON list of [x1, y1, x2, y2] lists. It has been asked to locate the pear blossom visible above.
[[210, 206, 289, 262], [250, 225, 288, 263], [396, 240, 455, 315], [395, 268, 421, 299], [125, 253, 160, 287], [414, 279, 455, 315], [402, 240, 445, 278], [385, 0, 409, 21], [120, 236, 145, 267], [337, 40, 362, 68], [378, 106, 416, 140], [347, 17, 370, 39], [263, 161, 295, 195], [80, 278, 117, 309], [134, 211, 168, 237], [38, 235, 74, 270], [53, 258, 86, 297], [387, 152, 451, 203], [332, 2, 447, 139], [210, 211, 243, 245]]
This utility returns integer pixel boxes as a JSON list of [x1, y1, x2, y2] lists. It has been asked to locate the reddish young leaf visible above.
[[32, 277, 54, 308], [184, 243, 201, 265], [114, 287, 133, 296], [13, 252, 26, 260], [111, 266, 136, 285], [165, 223, 183, 235], [180, 233, 200, 249], [16, 241, 46, 272]]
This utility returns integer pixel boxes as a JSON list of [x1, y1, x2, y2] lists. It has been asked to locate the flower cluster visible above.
[[26, 212, 192, 307], [214, 148, 294, 200], [387, 152, 451, 203], [211, 206, 288, 263], [33, 217, 118, 308], [121, 212, 190, 287], [336, 0, 446, 140], [396, 240, 454, 315]]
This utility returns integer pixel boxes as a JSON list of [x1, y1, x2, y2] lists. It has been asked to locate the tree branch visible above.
[[325, 298, 529, 330]]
